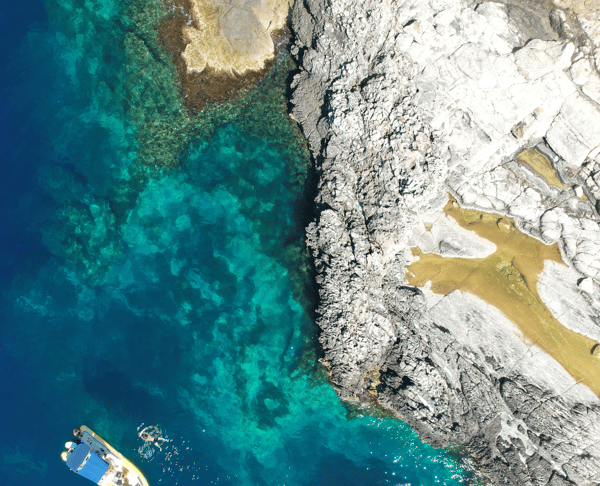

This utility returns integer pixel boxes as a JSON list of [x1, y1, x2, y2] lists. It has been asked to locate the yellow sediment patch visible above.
[[516, 148, 588, 200], [182, 0, 290, 75], [516, 148, 567, 190], [406, 197, 600, 396]]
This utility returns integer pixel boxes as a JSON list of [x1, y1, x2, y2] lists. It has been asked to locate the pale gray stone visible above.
[[290, 0, 600, 483], [546, 93, 600, 167]]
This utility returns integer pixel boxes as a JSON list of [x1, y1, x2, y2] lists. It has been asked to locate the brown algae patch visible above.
[[516, 148, 567, 189], [363, 367, 382, 399], [158, 0, 289, 112], [182, 0, 290, 75], [406, 197, 600, 395]]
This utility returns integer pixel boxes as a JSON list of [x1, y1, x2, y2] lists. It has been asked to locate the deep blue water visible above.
[[0, 1, 476, 485]]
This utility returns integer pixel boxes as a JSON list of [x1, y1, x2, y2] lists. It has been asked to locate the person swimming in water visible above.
[[138, 427, 169, 451]]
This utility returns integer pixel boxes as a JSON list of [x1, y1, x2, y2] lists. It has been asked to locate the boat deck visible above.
[[79, 425, 149, 486]]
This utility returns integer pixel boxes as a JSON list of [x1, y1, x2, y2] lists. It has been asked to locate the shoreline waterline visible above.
[[0, 0, 478, 484]]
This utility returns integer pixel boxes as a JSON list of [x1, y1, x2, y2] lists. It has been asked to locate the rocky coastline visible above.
[[288, 0, 600, 484]]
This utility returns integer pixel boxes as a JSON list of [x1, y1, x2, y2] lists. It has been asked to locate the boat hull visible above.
[[69, 425, 149, 486]]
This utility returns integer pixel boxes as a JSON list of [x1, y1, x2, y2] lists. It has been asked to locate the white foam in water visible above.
[[136, 423, 238, 484], [136, 424, 167, 460]]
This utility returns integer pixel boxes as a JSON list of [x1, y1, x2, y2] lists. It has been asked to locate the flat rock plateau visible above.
[[288, 0, 600, 483], [158, 0, 291, 111]]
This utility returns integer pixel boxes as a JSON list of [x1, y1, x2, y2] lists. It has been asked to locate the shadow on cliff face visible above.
[[500, 0, 588, 48], [290, 149, 321, 323], [501, 0, 557, 42]]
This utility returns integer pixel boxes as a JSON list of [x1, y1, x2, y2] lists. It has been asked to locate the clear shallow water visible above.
[[0, 0, 476, 485]]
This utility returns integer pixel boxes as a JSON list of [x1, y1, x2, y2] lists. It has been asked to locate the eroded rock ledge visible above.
[[159, 0, 290, 111], [289, 0, 600, 483]]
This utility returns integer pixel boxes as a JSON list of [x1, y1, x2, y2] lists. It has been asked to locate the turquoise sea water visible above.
[[0, 0, 477, 485]]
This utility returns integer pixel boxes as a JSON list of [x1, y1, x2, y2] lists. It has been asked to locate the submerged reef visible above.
[[40, 166, 125, 282], [35, 0, 311, 292], [1, 446, 48, 479]]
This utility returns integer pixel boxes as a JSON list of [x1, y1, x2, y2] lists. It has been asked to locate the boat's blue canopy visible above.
[[66, 443, 109, 483]]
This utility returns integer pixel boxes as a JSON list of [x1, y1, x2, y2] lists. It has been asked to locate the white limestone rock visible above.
[[579, 277, 596, 294], [410, 212, 497, 258], [425, 288, 598, 401], [546, 92, 600, 167], [537, 260, 600, 342], [290, 0, 600, 483]]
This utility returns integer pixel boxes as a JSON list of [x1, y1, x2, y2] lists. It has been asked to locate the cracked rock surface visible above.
[[290, 0, 600, 483]]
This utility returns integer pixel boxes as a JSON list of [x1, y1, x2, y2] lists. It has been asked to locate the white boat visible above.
[[61, 425, 149, 486]]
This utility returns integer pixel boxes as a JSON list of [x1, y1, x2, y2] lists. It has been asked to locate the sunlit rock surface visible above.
[[182, 0, 290, 75], [289, 0, 600, 482]]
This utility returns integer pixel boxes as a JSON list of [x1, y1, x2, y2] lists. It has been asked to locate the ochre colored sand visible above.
[[516, 148, 567, 190], [406, 197, 600, 396], [515, 147, 587, 200]]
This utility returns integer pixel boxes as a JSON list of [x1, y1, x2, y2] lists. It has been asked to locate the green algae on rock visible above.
[[123, 0, 313, 297], [39, 166, 124, 282]]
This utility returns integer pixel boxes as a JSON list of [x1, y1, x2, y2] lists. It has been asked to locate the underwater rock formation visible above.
[[40, 166, 124, 282], [289, 0, 600, 483], [159, 0, 291, 111]]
